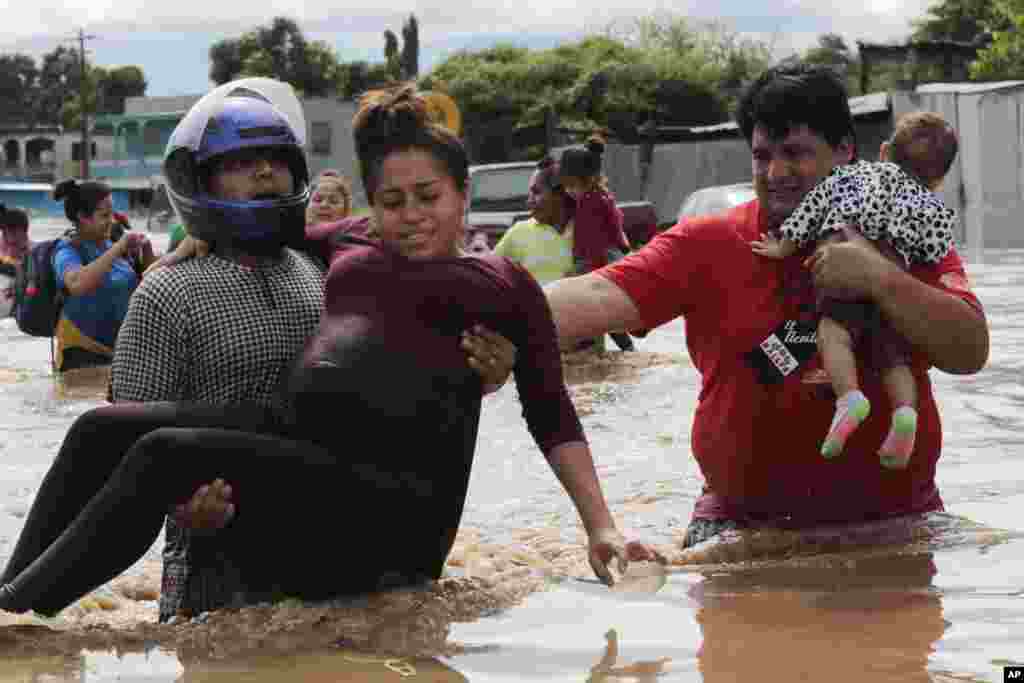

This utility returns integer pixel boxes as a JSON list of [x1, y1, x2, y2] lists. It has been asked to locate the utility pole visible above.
[[73, 29, 97, 179]]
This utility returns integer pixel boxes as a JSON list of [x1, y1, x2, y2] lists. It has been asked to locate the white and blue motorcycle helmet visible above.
[[163, 78, 310, 248]]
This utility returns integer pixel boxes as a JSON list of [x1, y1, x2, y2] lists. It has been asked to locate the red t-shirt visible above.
[[573, 190, 630, 272], [319, 235, 585, 457], [600, 200, 984, 526]]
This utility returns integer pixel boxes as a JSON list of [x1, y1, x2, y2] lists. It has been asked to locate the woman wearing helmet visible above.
[[0, 83, 656, 620], [0, 79, 518, 620], [92, 83, 325, 622]]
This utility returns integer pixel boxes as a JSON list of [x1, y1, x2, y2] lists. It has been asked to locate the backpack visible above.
[[13, 230, 80, 338]]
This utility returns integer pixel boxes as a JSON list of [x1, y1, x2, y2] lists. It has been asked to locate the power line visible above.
[[67, 28, 98, 179]]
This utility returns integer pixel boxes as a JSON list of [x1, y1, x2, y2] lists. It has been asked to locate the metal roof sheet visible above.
[[684, 91, 890, 136], [915, 81, 1024, 95]]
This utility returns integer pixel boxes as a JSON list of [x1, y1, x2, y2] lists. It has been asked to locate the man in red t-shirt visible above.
[[544, 63, 989, 546]]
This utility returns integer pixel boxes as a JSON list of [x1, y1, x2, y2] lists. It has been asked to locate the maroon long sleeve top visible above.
[[310, 234, 585, 458], [572, 189, 630, 272]]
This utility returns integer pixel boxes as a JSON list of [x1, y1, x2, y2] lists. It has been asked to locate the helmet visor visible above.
[[167, 77, 307, 158]]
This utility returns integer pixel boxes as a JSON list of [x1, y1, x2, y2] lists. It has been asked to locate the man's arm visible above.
[[544, 272, 644, 347], [871, 265, 988, 374], [807, 229, 988, 374]]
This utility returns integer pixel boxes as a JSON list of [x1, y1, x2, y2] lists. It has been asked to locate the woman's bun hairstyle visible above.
[[584, 133, 607, 158], [352, 83, 468, 203], [53, 179, 79, 202], [534, 156, 563, 192], [53, 179, 111, 225], [353, 85, 431, 156]]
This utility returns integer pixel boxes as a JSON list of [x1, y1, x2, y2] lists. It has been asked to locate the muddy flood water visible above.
[[1, 221, 1022, 682]]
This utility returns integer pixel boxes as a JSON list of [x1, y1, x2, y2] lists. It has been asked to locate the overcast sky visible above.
[[0, 0, 935, 97]]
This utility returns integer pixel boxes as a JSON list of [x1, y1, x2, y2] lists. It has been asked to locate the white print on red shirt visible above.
[[760, 333, 800, 377], [783, 319, 817, 344]]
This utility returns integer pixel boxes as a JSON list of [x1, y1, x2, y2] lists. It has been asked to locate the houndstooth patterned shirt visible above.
[[779, 160, 957, 266], [110, 248, 325, 621]]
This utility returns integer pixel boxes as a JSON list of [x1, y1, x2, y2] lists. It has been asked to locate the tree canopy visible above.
[[970, 0, 1024, 78], [0, 54, 38, 123], [60, 64, 149, 129], [0, 46, 146, 128], [912, 0, 1010, 42], [6, 3, 1024, 143], [401, 15, 420, 79], [423, 16, 772, 136], [208, 15, 419, 100], [209, 17, 339, 96]]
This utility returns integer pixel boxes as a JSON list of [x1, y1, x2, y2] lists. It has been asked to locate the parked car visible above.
[[465, 161, 658, 248], [676, 181, 757, 222]]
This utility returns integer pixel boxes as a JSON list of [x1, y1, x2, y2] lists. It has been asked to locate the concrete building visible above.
[[300, 97, 361, 202], [0, 123, 133, 215], [892, 81, 1024, 253], [605, 92, 892, 226], [0, 123, 73, 182], [604, 84, 1024, 252], [88, 93, 364, 206]]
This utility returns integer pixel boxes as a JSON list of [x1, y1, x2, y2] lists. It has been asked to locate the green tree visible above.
[[603, 13, 771, 113], [209, 17, 339, 96], [0, 54, 39, 123], [401, 14, 420, 79], [209, 39, 244, 85], [384, 29, 401, 79], [55, 64, 148, 128], [0, 49, 146, 128], [800, 33, 864, 95], [58, 66, 101, 130], [803, 34, 856, 71], [58, 62, 122, 130], [425, 27, 748, 139], [971, 0, 1024, 78], [336, 61, 368, 100], [911, 0, 1010, 42], [36, 46, 81, 125], [97, 65, 147, 114], [336, 60, 395, 100]]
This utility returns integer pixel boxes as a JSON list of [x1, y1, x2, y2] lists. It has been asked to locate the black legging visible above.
[[1, 367, 481, 616]]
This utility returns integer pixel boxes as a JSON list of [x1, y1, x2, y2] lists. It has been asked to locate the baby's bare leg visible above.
[[818, 316, 872, 459], [869, 241, 919, 469], [881, 363, 917, 409], [818, 316, 859, 397]]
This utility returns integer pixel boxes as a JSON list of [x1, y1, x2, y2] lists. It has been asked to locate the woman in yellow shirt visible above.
[[493, 157, 575, 286]]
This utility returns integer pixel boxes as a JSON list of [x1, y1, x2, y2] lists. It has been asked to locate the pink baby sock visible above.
[[879, 406, 918, 469], [822, 390, 871, 459]]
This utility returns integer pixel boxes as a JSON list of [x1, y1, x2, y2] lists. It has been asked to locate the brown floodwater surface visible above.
[[1, 222, 1021, 681]]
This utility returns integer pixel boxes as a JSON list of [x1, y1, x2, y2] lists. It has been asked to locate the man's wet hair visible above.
[[736, 63, 856, 151]]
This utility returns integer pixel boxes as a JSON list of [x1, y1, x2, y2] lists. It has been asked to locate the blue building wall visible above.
[[0, 183, 131, 216], [90, 160, 164, 180]]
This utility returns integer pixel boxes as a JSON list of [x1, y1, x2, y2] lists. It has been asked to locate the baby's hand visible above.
[[750, 233, 789, 260]]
